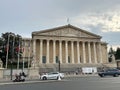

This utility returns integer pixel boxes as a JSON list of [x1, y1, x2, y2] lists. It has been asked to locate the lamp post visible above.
[[6, 33, 15, 69], [11, 34, 15, 80], [17, 36, 22, 70], [5, 34, 10, 69], [58, 60, 60, 72], [10, 60, 13, 80]]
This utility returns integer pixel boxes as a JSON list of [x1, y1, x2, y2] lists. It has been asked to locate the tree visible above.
[[0, 32, 23, 68], [108, 47, 115, 55], [115, 47, 120, 60], [108, 47, 115, 62]]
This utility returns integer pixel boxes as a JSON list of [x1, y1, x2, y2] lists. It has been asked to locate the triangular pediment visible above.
[[32, 24, 101, 39]]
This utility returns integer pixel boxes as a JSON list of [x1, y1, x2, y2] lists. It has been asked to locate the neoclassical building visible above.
[[23, 24, 109, 72]]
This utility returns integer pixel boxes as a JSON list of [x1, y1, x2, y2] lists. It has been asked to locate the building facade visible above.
[[23, 25, 109, 72]]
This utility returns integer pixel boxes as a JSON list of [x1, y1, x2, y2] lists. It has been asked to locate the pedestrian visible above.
[[15, 73, 19, 80], [22, 72, 26, 77]]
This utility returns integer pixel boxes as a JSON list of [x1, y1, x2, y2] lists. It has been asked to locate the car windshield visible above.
[[106, 69, 119, 72], [48, 72, 58, 75]]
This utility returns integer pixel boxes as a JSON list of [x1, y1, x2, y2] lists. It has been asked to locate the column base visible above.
[[28, 67, 39, 79], [0, 68, 4, 79]]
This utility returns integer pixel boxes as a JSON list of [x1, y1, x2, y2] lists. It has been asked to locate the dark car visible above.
[[98, 68, 120, 77]]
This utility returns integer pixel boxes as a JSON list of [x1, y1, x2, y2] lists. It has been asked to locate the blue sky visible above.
[[0, 0, 120, 48]]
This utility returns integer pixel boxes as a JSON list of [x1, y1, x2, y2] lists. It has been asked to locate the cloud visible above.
[[0, 0, 120, 46], [71, 10, 120, 34]]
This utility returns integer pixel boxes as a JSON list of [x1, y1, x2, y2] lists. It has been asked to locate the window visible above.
[[68, 56, 70, 63], [42, 56, 46, 63], [56, 56, 59, 63]]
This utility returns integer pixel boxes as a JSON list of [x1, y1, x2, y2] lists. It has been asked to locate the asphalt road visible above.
[[1, 76, 120, 90]]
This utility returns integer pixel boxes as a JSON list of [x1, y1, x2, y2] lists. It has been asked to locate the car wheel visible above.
[[114, 74, 119, 77], [43, 77, 47, 80], [100, 74, 105, 77]]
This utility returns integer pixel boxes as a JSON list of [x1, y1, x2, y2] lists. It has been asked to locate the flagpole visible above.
[[5, 34, 10, 69], [17, 38, 20, 70], [12, 35, 15, 61], [22, 40, 25, 72], [28, 39, 31, 69]]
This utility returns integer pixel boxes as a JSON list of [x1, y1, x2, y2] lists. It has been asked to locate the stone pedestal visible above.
[[103, 63, 117, 68], [0, 59, 3, 68], [0, 68, 4, 79], [0, 59, 4, 79], [28, 67, 40, 79]]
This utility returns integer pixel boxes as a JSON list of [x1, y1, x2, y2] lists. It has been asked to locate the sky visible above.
[[0, 0, 120, 50]]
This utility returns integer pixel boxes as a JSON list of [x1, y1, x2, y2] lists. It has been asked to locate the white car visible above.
[[40, 72, 64, 80]]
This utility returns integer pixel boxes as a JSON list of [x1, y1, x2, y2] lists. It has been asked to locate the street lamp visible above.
[[5, 34, 10, 69], [17, 36, 22, 70], [5, 33, 15, 69], [58, 60, 60, 72]]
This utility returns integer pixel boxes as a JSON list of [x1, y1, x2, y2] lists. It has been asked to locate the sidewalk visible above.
[[0, 74, 98, 83], [64, 73, 97, 77], [0, 78, 11, 83]]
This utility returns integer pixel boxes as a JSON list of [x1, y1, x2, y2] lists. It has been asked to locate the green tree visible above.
[[0, 32, 23, 68], [108, 47, 115, 55], [115, 47, 120, 60], [108, 47, 115, 62]]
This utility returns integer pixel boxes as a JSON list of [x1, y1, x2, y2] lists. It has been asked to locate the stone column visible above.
[[40, 39, 43, 64], [77, 41, 80, 63], [32, 39, 36, 67], [99, 42, 102, 63], [53, 40, 56, 63], [33, 39, 36, 58], [82, 41, 86, 63], [65, 41, 68, 63], [46, 40, 49, 63], [93, 42, 97, 63], [88, 42, 91, 63], [71, 41, 74, 64], [59, 40, 62, 63]]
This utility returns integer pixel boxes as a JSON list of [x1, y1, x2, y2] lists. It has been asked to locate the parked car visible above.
[[40, 72, 64, 80], [98, 68, 120, 77]]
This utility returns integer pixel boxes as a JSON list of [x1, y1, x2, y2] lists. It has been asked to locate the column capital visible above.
[[96, 41, 101, 44], [47, 39, 50, 42], [53, 39, 56, 42], [81, 41, 85, 43], [65, 40, 68, 43], [33, 38, 36, 41], [59, 40, 62, 42], [40, 39, 43, 41], [87, 41, 91, 43], [93, 42, 97, 44], [77, 41, 80, 43], [71, 40, 74, 43]]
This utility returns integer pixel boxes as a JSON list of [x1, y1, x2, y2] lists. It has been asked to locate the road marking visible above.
[[0, 80, 67, 85]]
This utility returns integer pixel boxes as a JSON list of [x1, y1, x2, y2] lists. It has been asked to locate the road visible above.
[[1, 76, 120, 90]]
